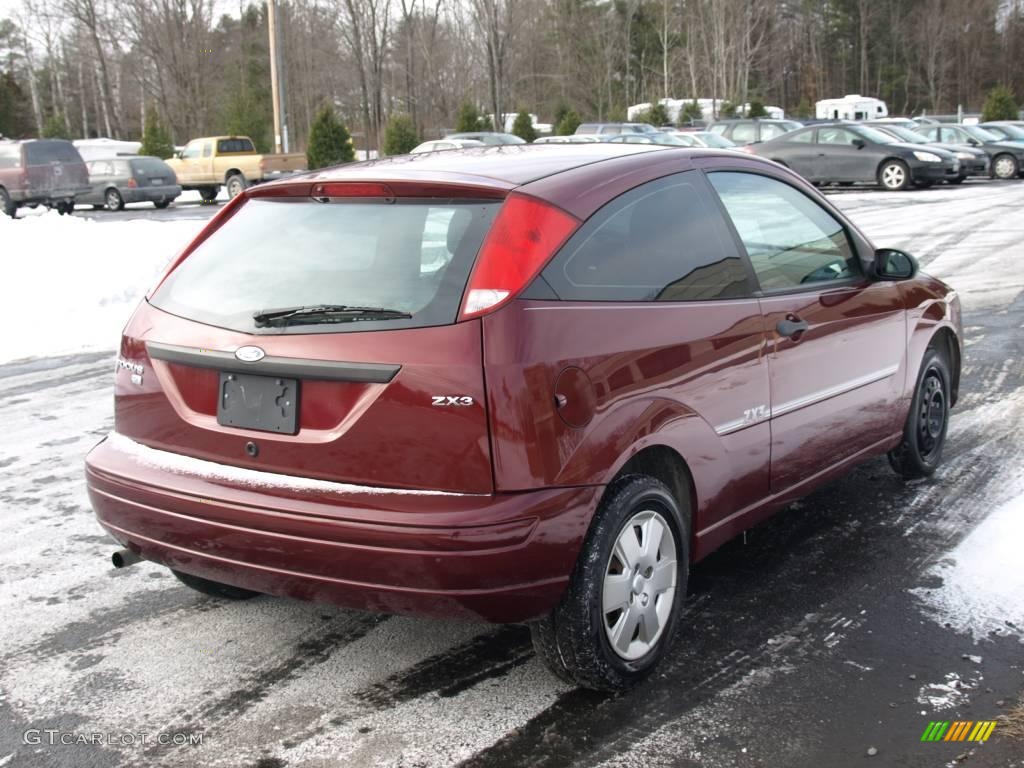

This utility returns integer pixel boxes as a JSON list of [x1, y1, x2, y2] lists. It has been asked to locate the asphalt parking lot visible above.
[[2, 180, 1023, 768]]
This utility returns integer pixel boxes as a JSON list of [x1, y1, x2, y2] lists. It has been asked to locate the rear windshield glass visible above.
[[130, 157, 171, 175], [25, 141, 81, 164], [217, 138, 255, 153], [150, 197, 501, 334]]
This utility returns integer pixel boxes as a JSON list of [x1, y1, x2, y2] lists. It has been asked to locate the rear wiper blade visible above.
[[253, 304, 412, 327]]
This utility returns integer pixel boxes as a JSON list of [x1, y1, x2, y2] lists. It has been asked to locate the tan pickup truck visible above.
[[165, 136, 307, 200]]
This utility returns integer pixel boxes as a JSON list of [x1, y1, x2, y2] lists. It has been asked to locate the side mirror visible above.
[[967, 139, 980, 147], [852, 138, 866, 149], [874, 248, 918, 280]]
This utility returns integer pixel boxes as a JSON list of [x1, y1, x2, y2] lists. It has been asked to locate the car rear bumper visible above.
[[10, 187, 90, 204], [123, 185, 182, 203], [85, 433, 599, 623]]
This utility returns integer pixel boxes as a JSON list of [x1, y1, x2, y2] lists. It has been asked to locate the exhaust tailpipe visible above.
[[112, 548, 142, 568]]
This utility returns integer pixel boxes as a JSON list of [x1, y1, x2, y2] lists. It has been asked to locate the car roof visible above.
[[287, 144, 665, 189]]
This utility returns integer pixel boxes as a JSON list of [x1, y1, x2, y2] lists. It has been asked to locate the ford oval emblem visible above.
[[235, 346, 266, 362]]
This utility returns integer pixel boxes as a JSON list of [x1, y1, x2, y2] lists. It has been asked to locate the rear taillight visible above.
[[127, 178, 138, 188], [458, 194, 579, 320]]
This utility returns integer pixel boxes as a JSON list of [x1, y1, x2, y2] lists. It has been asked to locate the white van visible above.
[[815, 95, 889, 121]]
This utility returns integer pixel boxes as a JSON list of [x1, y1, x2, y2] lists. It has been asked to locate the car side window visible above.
[[181, 142, 201, 160], [731, 124, 756, 143], [708, 171, 861, 292], [0, 146, 21, 168], [708, 124, 728, 135], [788, 130, 813, 143], [91, 160, 112, 176], [539, 172, 750, 302], [941, 127, 961, 143], [202, 142, 213, 158], [760, 123, 787, 140], [817, 127, 859, 145]]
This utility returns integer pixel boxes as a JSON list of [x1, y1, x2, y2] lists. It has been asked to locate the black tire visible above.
[[529, 475, 690, 691], [990, 153, 1018, 180], [56, 200, 74, 215], [888, 346, 951, 479], [914, 180, 934, 189], [104, 188, 124, 211], [199, 186, 219, 203], [153, 199, 171, 209], [171, 569, 261, 600], [92, 204, 104, 210], [837, 181, 854, 187], [878, 159, 911, 191], [0, 187, 16, 217], [225, 173, 247, 199]]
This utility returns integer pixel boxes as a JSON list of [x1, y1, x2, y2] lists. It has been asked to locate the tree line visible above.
[[2, 0, 1023, 154]]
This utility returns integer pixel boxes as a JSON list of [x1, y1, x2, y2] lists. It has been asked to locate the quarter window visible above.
[[708, 172, 860, 291], [731, 124, 756, 143], [540, 173, 750, 302], [817, 127, 859, 145]]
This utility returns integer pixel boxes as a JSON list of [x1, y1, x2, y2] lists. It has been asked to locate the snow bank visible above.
[[0, 210, 203, 363], [912, 486, 1024, 642]]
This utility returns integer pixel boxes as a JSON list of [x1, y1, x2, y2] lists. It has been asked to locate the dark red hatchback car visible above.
[[86, 145, 961, 690]]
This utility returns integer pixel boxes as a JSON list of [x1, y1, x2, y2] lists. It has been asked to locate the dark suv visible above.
[[86, 144, 961, 690], [0, 139, 90, 217]]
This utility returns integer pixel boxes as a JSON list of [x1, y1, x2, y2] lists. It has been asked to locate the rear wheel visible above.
[[226, 173, 247, 199], [56, 200, 74, 215], [991, 153, 1018, 180], [530, 475, 689, 691], [0, 187, 16, 217], [888, 346, 951, 479], [104, 188, 124, 211], [153, 199, 171, 209], [171, 569, 260, 600], [879, 160, 911, 191], [199, 186, 219, 203]]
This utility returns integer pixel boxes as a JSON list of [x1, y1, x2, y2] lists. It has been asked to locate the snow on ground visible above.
[[0, 210, 202, 363], [911, 484, 1024, 643]]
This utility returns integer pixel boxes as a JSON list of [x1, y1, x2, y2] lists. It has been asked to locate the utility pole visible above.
[[268, 0, 283, 153]]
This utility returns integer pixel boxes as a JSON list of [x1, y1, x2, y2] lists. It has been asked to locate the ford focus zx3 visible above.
[[86, 144, 962, 690]]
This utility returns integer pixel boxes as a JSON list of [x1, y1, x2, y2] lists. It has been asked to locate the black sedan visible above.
[[749, 123, 960, 190], [915, 124, 1024, 180], [866, 122, 989, 182]]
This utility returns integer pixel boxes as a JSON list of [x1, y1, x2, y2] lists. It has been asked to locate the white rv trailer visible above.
[[815, 95, 889, 121]]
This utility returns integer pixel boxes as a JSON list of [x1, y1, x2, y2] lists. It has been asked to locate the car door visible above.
[[707, 169, 907, 494], [769, 128, 817, 179], [493, 170, 772, 535], [814, 126, 874, 181], [177, 141, 203, 183]]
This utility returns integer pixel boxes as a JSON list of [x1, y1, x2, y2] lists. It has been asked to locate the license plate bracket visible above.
[[217, 372, 299, 434]]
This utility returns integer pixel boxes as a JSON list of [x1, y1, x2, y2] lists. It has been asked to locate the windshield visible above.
[[987, 124, 1024, 139], [964, 125, 1001, 142], [879, 126, 928, 144], [852, 126, 899, 144], [694, 133, 735, 148], [151, 197, 501, 334]]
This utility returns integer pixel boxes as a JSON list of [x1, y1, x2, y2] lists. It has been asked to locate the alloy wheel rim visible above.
[[917, 369, 946, 458], [602, 509, 677, 661], [995, 157, 1015, 178], [106, 191, 119, 210], [883, 165, 905, 188]]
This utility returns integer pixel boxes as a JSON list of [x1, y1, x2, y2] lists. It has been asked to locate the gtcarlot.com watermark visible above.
[[24, 729, 204, 747]]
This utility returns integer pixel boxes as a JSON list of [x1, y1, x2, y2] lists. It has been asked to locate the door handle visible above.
[[776, 316, 810, 339]]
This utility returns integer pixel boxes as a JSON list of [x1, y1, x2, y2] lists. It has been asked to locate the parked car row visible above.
[[0, 133, 312, 217]]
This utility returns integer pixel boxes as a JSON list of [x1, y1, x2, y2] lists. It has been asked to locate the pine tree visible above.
[[982, 86, 1018, 122], [307, 105, 355, 168], [139, 107, 175, 159], [746, 100, 768, 118], [678, 100, 703, 126], [556, 109, 581, 136], [455, 101, 485, 132], [41, 113, 69, 139], [718, 101, 739, 119], [383, 114, 419, 155], [511, 110, 537, 142], [640, 102, 670, 126]]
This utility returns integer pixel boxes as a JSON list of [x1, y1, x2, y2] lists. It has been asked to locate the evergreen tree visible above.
[[556, 109, 581, 136], [793, 97, 813, 119], [42, 113, 69, 139], [552, 101, 570, 130], [455, 101, 485, 132], [718, 101, 739, 119], [383, 113, 419, 155], [0, 72, 32, 138], [982, 85, 1018, 122], [746, 100, 768, 118], [678, 100, 703, 126], [511, 109, 537, 142], [307, 105, 355, 168], [218, 6, 273, 152], [140, 107, 175, 158]]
